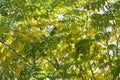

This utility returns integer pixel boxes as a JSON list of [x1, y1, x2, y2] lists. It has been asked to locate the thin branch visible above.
[[114, 28, 119, 56], [46, 58, 59, 70], [85, 0, 89, 37], [46, 58, 60, 78], [0, 39, 32, 66], [91, 68, 96, 80]]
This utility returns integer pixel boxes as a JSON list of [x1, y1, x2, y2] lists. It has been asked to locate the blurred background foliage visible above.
[[0, 0, 120, 80]]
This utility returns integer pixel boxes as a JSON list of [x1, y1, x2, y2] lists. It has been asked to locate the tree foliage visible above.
[[0, 0, 120, 80]]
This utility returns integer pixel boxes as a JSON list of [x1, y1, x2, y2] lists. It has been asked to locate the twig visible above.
[[46, 58, 59, 70]]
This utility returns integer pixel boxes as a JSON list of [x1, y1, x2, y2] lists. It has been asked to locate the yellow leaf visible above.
[[6, 37, 12, 45], [0, 42, 2, 47], [31, 18, 38, 26], [41, 30, 48, 34], [0, 48, 7, 61]]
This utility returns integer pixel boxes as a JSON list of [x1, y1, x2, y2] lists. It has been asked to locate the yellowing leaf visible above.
[[0, 42, 2, 47], [0, 48, 7, 61], [5, 37, 12, 45], [31, 18, 38, 26], [41, 30, 48, 34]]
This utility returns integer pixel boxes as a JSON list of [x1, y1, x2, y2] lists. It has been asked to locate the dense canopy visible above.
[[0, 0, 120, 80]]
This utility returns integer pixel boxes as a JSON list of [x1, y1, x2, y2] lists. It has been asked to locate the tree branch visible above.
[[0, 39, 32, 66]]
